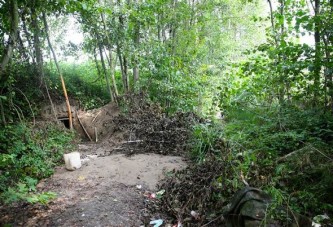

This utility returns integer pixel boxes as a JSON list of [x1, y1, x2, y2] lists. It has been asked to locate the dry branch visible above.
[[77, 113, 93, 142]]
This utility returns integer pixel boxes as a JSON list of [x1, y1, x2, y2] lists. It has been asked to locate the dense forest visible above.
[[0, 0, 332, 226]]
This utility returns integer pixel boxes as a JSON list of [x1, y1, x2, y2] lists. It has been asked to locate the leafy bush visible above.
[[0, 122, 75, 204], [1, 177, 57, 205], [223, 104, 333, 216]]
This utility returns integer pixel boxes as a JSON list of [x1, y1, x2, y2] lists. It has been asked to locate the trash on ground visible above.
[[155, 189, 165, 199], [150, 219, 163, 227], [64, 152, 82, 171], [190, 210, 199, 219]]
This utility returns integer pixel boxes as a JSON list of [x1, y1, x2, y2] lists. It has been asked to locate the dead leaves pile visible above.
[[109, 95, 203, 156], [147, 157, 241, 226]]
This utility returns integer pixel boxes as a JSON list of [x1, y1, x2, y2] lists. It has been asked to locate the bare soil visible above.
[[0, 144, 186, 226], [0, 98, 193, 227]]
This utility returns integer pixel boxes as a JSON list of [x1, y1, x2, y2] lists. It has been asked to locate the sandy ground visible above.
[[0, 143, 186, 227]]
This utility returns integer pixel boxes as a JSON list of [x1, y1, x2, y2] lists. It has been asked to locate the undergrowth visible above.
[[0, 122, 75, 204], [190, 121, 227, 163], [223, 104, 333, 215], [159, 103, 333, 225], [220, 105, 333, 217]]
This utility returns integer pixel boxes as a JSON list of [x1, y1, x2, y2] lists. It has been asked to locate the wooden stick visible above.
[[60, 74, 73, 129], [92, 110, 102, 123], [240, 170, 249, 187], [76, 113, 93, 142], [121, 140, 171, 144], [121, 140, 144, 144], [94, 127, 98, 142]]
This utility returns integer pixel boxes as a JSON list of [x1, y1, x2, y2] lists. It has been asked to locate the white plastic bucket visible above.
[[64, 152, 82, 171]]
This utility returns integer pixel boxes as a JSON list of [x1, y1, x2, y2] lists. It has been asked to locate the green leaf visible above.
[[81, 3, 87, 10]]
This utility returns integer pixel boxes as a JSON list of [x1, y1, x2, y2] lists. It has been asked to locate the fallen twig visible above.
[[92, 110, 102, 123], [77, 113, 93, 142], [94, 127, 98, 142], [240, 170, 249, 187], [201, 214, 224, 227], [121, 140, 171, 144], [121, 140, 144, 144]]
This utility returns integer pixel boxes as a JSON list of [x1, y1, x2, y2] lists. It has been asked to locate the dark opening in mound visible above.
[[59, 118, 70, 129]]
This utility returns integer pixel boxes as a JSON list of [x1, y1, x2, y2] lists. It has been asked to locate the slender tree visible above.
[[42, 12, 73, 129], [0, 0, 19, 77], [313, 0, 321, 104]]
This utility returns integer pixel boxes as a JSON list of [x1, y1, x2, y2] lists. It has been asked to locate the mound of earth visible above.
[[75, 96, 202, 157]]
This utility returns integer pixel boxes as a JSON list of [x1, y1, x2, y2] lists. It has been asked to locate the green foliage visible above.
[[0, 63, 43, 124], [134, 0, 266, 115], [46, 62, 110, 109], [212, 0, 333, 217], [190, 122, 225, 163], [187, 103, 333, 217], [0, 122, 75, 204], [222, 104, 333, 215], [1, 177, 57, 205]]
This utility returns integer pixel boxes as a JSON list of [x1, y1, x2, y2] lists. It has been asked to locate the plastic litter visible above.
[[172, 221, 183, 227], [64, 152, 81, 171], [312, 214, 330, 227], [190, 210, 199, 219], [150, 219, 163, 227], [155, 189, 165, 199]]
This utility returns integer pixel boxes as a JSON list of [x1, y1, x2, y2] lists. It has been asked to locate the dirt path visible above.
[[0, 143, 186, 227]]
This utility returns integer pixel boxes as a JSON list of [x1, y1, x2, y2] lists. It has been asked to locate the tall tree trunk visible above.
[[132, 0, 140, 89], [313, 0, 321, 104], [325, 0, 333, 110], [279, 0, 287, 104], [97, 35, 114, 102], [267, 0, 278, 46], [123, 55, 128, 90], [99, 0, 119, 98], [116, 0, 129, 93], [108, 50, 119, 98], [327, 0, 333, 112], [0, 94, 6, 125], [157, 14, 161, 41], [32, 8, 58, 122], [170, 0, 178, 57], [42, 12, 73, 130], [31, 7, 43, 84], [102, 46, 119, 98], [116, 44, 129, 93], [0, 0, 19, 77], [133, 22, 140, 88], [21, 13, 35, 63], [94, 47, 102, 79], [17, 32, 29, 62]]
